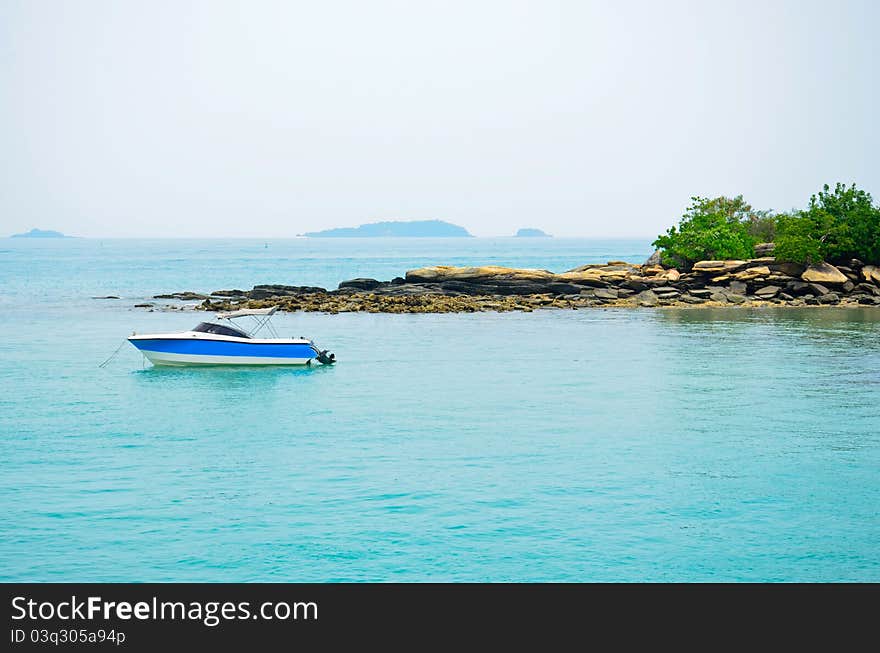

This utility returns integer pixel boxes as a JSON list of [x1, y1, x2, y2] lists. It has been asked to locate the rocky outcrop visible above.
[[147, 257, 880, 314]]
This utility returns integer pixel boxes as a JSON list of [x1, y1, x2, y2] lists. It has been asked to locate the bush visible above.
[[652, 196, 758, 269], [774, 183, 880, 265], [773, 212, 823, 265]]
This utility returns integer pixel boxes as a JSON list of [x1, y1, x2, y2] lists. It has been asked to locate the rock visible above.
[[339, 278, 383, 290], [842, 280, 854, 293], [862, 265, 880, 284], [153, 291, 207, 300], [406, 265, 555, 284], [249, 285, 326, 299], [856, 283, 880, 296], [692, 260, 749, 274], [547, 282, 591, 295], [801, 262, 848, 285], [680, 294, 706, 304], [134, 303, 153, 308], [728, 281, 748, 295], [734, 266, 771, 281], [779, 292, 795, 301], [663, 269, 681, 282], [709, 292, 728, 303], [645, 250, 663, 266], [688, 288, 713, 298], [808, 283, 830, 297], [754, 285, 781, 298], [786, 280, 812, 296], [769, 261, 807, 277], [622, 279, 649, 292], [636, 290, 659, 307], [641, 265, 667, 276], [93, 295, 120, 300], [754, 243, 776, 256], [726, 293, 747, 304], [817, 293, 840, 304], [593, 288, 619, 300], [210, 289, 246, 297]]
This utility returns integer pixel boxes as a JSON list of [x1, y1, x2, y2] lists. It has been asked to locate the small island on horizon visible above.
[[10, 228, 71, 238], [302, 219, 472, 238], [515, 228, 552, 237]]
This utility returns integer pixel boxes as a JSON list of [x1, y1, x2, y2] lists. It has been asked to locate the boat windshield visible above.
[[192, 322, 251, 339]]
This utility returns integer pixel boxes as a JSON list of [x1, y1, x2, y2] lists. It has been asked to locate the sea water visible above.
[[1, 238, 878, 581]]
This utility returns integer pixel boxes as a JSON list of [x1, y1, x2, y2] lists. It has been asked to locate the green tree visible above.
[[652, 196, 758, 269], [774, 183, 880, 265]]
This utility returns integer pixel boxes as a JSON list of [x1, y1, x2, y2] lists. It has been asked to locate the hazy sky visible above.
[[1, 0, 877, 237]]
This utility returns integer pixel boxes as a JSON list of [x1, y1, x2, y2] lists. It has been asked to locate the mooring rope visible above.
[[98, 338, 128, 368]]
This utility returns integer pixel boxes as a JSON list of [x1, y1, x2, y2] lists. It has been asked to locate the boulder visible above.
[[728, 281, 748, 295], [769, 261, 807, 277], [688, 288, 713, 298], [680, 294, 706, 304], [622, 279, 649, 292], [862, 265, 880, 284], [808, 283, 830, 296], [338, 278, 383, 291], [636, 290, 659, 307], [754, 285, 781, 298], [645, 250, 662, 266], [709, 292, 728, 303], [692, 260, 749, 274], [801, 262, 848, 285], [726, 293, 747, 304], [856, 283, 880, 296], [786, 280, 812, 296], [817, 293, 840, 304], [593, 288, 619, 300], [733, 266, 771, 281]]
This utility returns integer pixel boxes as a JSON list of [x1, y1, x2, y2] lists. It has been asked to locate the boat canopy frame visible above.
[[216, 306, 280, 338]]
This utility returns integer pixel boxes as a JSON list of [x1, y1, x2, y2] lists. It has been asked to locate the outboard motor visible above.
[[316, 349, 336, 365]]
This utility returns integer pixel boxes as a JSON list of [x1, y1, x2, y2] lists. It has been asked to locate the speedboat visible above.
[[127, 307, 336, 366]]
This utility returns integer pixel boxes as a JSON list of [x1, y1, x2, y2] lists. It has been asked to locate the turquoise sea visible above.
[[1, 238, 879, 582]]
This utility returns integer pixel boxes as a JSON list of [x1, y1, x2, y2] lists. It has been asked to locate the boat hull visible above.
[[129, 337, 319, 366]]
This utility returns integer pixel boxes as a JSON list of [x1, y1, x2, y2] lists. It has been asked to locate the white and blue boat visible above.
[[128, 307, 335, 366]]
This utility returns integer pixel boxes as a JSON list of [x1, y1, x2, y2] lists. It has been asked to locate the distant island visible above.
[[303, 219, 472, 238], [10, 228, 70, 238], [515, 228, 552, 237]]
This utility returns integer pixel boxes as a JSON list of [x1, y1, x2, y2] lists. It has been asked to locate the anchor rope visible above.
[[98, 338, 128, 368]]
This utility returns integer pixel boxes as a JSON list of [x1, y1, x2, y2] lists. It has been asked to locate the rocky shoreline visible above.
[[144, 258, 880, 314]]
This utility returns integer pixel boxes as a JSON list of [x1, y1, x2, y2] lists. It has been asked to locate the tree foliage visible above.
[[652, 196, 760, 269], [654, 184, 880, 269], [774, 183, 880, 265]]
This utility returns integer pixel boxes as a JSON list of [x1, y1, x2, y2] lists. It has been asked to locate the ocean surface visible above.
[[1, 238, 879, 582]]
